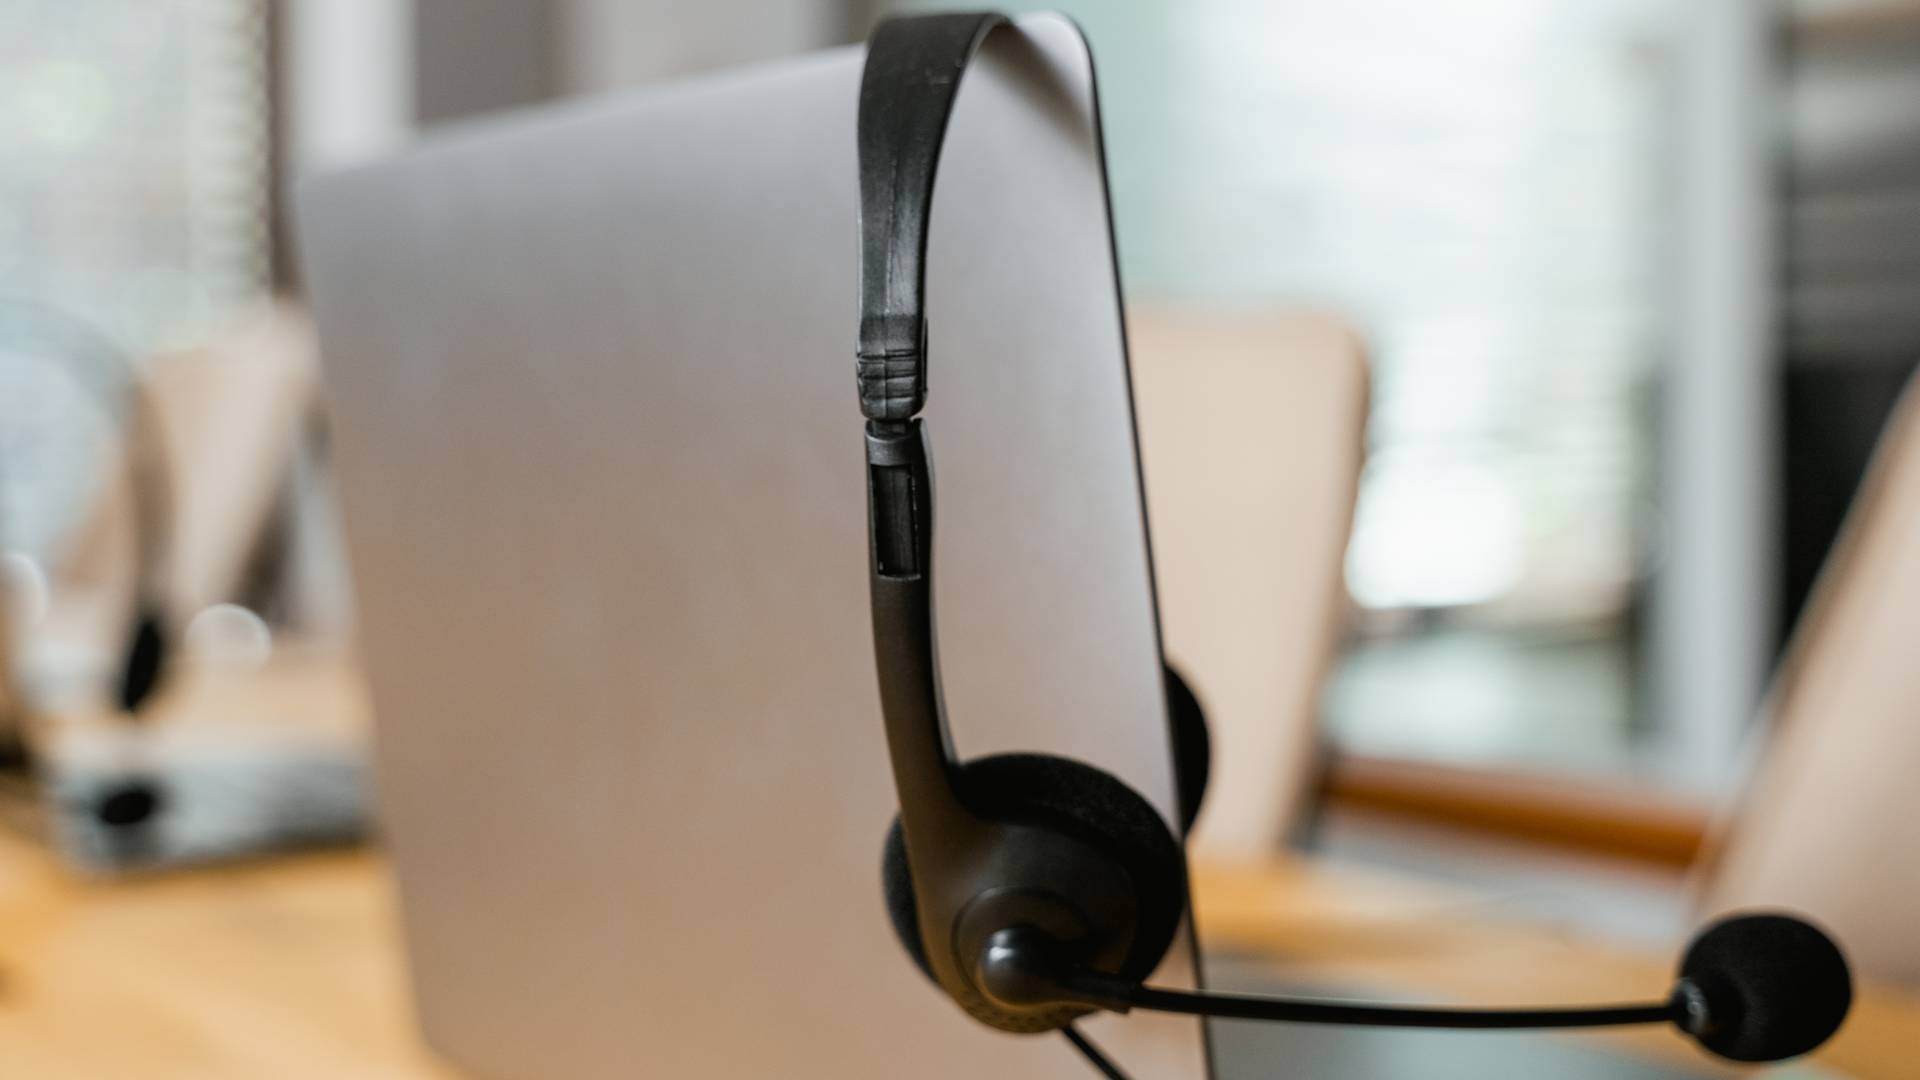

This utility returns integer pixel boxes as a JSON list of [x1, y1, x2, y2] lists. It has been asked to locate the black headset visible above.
[[0, 298, 174, 833], [855, 12, 1851, 1072], [0, 298, 173, 721]]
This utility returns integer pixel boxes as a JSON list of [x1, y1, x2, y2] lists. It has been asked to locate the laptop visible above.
[[299, 14, 1210, 1079]]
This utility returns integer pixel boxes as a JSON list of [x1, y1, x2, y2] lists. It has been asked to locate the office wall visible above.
[[414, 0, 554, 124], [283, 0, 413, 172], [408, 0, 849, 119], [558, 0, 846, 93]]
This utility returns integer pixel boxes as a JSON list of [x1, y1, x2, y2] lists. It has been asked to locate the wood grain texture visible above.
[[1324, 755, 1711, 868], [0, 832, 451, 1079], [1194, 859, 1920, 1080]]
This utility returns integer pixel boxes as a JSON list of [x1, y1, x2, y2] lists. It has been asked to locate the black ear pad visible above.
[[881, 815, 932, 978], [880, 752, 1189, 987], [1162, 663, 1210, 835]]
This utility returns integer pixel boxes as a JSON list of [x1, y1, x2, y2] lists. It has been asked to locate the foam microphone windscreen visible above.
[[1678, 912, 1852, 1062]]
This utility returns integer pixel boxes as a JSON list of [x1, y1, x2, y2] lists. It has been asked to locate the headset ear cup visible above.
[[877, 754, 1189, 988], [967, 754, 1187, 982], [1163, 663, 1210, 836], [880, 817, 935, 981]]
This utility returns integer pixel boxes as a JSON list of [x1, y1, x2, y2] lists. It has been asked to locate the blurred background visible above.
[[3, 1, 1918, 1076]]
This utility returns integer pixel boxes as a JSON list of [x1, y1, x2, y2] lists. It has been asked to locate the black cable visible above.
[[1061, 1023, 1133, 1080], [1126, 983, 1679, 1030]]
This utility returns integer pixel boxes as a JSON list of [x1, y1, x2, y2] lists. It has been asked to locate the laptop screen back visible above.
[[299, 16, 1208, 1079]]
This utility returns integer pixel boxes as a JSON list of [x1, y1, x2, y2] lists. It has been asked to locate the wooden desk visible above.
[[0, 831, 450, 1079], [1195, 860, 1920, 1079], [1, 834, 1913, 1077]]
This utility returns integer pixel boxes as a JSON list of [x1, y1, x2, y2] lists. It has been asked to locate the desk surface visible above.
[[0, 830, 450, 1079], [1196, 859, 1918, 1079], [0, 830, 1912, 1078]]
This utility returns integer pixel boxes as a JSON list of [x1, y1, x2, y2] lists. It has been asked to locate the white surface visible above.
[[283, 0, 414, 174], [1653, 0, 1779, 790]]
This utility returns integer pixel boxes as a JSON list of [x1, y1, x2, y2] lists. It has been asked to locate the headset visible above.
[[0, 298, 175, 828], [855, 12, 1852, 1075]]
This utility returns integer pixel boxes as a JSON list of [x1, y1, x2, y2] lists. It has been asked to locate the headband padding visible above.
[[856, 12, 1009, 421], [880, 814, 932, 977]]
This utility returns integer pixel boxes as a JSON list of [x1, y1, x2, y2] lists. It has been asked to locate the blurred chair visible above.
[[1128, 307, 1367, 860], [20, 302, 371, 871], [47, 301, 348, 673], [1698, 372, 1920, 985]]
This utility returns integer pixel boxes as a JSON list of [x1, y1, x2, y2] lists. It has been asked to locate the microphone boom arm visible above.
[[980, 926, 1686, 1032], [1104, 977, 1679, 1030]]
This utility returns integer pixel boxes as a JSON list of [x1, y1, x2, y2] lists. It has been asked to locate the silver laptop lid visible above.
[[299, 15, 1208, 1079]]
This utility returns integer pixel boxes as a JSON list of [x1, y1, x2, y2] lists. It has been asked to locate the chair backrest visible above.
[[1699, 373, 1920, 984], [59, 302, 320, 626], [1128, 307, 1367, 859]]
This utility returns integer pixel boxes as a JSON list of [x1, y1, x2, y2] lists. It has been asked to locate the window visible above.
[[897, 0, 1687, 779], [0, 0, 271, 554]]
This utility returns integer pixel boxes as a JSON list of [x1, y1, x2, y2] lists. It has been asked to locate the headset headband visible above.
[[859, 13, 1124, 1031], [857, 12, 1008, 424], [855, 11, 1013, 869]]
